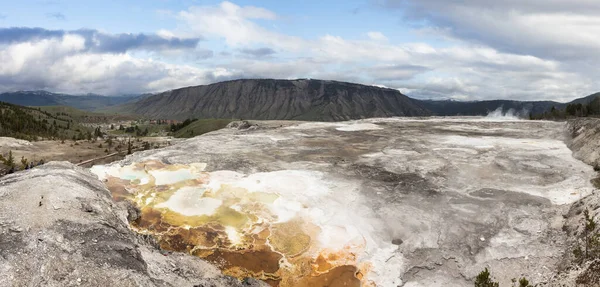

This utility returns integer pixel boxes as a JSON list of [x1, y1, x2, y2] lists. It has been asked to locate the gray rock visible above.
[[227, 120, 252, 130], [118, 118, 594, 286], [123, 200, 141, 223], [0, 162, 266, 287]]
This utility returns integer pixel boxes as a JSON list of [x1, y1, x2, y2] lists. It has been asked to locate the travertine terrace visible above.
[[91, 116, 596, 286]]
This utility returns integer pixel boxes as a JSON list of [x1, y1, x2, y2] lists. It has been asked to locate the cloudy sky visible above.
[[1, 0, 599, 101]]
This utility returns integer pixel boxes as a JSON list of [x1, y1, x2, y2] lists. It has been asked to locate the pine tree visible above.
[[574, 208, 600, 263], [127, 138, 132, 155], [474, 268, 499, 287], [20, 156, 28, 170], [583, 209, 599, 259]]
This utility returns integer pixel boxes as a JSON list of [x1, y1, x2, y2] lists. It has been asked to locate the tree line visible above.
[[531, 97, 600, 120]]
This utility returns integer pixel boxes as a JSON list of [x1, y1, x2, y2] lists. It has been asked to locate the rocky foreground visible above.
[[0, 117, 599, 286], [0, 162, 266, 287]]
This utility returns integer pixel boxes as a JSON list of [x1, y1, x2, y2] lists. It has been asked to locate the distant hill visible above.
[[419, 99, 561, 117], [118, 79, 431, 121], [0, 91, 140, 111], [567, 92, 600, 105], [419, 92, 600, 117], [0, 101, 96, 141], [35, 106, 136, 123]]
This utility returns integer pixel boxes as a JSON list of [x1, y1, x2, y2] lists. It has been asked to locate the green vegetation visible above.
[[107, 122, 168, 137], [573, 209, 600, 264], [474, 268, 533, 287], [169, 118, 198, 132], [531, 97, 600, 120], [0, 151, 44, 175], [474, 268, 499, 287], [127, 138, 132, 155], [0, 151, 15, 170], [511, 278, 533, 287], [0, 101, 95, 141], [171, 119, 233, 138], [36, 105, 136, 123]]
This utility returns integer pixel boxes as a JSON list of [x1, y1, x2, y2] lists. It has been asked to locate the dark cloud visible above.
[[239, 47, 276, 57], [79, 29, 200, 53], [46, 12, 66, 20], [0, 27, 201, 53], [194, 49, 214, 60], [378, 0, 600, 61], [0, 27, 64, 43]]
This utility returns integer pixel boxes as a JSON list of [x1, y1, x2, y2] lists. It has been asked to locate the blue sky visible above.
[[1, 0, 420, 43], [1, 0, 599, 101]]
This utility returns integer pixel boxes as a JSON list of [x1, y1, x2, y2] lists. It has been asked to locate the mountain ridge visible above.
[[121, 78, 432, 121], [2, 79, 600, 120]]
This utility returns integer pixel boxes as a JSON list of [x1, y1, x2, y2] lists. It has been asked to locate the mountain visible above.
[[0, 91, 140, 111], [567, 92, 600, 105], [5, 82, 600, 120], [120, 79, 431, 121]]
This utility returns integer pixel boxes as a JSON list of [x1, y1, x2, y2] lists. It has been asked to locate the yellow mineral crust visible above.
[[98, 161, 366, 287]]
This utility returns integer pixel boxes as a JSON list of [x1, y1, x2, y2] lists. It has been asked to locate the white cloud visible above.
[[2, 0, 599, 102], [367, 31, 388, 41], [175, 1, 304, 51], [0, 34, 222, 95], [156, 29, 176, 39]]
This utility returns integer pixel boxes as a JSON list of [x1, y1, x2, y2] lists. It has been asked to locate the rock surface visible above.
[[2, 117, 599, 286], [0, 162, 266, 287], [125, 79, 431, 121], [567, 118, 600, 168], [0, 137, 32, 149], [551, 118, 600, 286], [93, 117, 597, 286]]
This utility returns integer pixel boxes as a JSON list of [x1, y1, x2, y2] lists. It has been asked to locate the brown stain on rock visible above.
[[269, 221, 311, 257], [105, 177, 132, 201], [102, 162, 367, 287], [295, 265, 361, 287], [206, 249, 283, 274], [133, 207, 171, 233]]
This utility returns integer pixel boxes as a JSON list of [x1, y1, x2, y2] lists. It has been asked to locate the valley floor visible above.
[[0, 136, 179, 175]]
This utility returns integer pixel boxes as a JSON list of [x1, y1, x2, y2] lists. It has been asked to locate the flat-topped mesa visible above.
[[126, 79, 431, 121]]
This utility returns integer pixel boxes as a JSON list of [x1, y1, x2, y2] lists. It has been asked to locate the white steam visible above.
[[484, 107, 523, 121]]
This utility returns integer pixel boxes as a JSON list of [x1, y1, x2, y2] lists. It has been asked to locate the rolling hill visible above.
[[0, 102, 97, 141], [0, 91, 140, 111]]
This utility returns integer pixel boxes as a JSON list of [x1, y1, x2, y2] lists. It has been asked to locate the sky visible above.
[[1, 0, 599, 101]]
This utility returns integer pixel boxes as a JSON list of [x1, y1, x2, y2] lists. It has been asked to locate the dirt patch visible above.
[[0, 140, 121, 166]]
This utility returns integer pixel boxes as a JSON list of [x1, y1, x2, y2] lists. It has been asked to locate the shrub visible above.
[[475, 268, 499, 287]]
